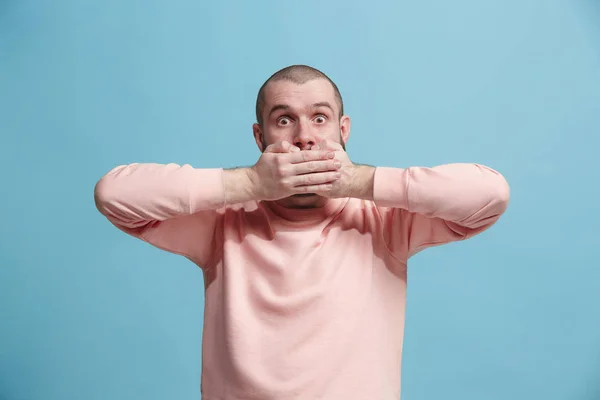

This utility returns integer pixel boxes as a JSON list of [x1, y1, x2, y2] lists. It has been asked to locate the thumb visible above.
[[281, 141, 301, 153], [265, 140, 300, 153], [316, 139, 343, 151]]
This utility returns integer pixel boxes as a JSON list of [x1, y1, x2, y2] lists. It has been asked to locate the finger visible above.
[[271, 141, 299, 153], [291, 171, 341, 187], [288, 143, 300, 152], [293, 159, 341, 175], [293, 183, 334, 193], [288, 150, 335, 164], [265, 141, 300, 153], [315, 139, 344, 151], [263, 142, 285, 153]]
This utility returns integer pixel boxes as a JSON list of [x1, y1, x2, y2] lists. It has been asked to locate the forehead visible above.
[[263, 78, 337, 110]]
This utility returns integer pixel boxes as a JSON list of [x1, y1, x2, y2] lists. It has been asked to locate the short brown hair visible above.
[[255, 65, 344, 126]]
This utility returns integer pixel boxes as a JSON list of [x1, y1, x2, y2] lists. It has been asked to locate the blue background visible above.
[[2, 1, 599, 399]]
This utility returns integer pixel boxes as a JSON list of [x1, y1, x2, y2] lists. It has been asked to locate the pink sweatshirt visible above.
[[94, 162, 509, 400]]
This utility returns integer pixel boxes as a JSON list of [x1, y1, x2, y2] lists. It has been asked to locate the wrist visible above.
[[348, 164, 375, 200], [223, 167, 260, 205], [245, 166, 262, 200]]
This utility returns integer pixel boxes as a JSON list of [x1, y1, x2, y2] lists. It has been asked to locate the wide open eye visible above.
[[314, 115, 327, 124], [277, 116, 293, 126]]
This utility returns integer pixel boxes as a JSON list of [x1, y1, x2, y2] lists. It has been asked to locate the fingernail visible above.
[[327, 152, 334, 158], [334, 161, 341, 168]]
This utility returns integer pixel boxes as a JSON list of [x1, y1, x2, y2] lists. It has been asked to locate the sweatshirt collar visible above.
[[263, 197, 348, 224]]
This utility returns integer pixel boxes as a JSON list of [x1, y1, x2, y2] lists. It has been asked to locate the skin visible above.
[[222, 78, 375, 209]]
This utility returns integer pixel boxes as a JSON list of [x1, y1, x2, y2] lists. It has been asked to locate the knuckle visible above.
[[276, 165, 287, 177]]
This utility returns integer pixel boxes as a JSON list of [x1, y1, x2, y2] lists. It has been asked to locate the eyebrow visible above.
[[268, 104, 290, 117], [312, 102, 334, 113], [268, 102, 335, 118]]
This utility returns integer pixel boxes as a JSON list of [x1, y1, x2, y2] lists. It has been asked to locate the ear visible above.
[[252, 123, 265, 152], [340, 115, 351, 145]]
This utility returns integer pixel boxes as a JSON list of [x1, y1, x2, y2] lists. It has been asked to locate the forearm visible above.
[[372, 163, 510, 228], [94, 163, 227, 228]]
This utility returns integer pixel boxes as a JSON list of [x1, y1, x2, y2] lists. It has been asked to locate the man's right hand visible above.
[[248, 141, 342, 201]]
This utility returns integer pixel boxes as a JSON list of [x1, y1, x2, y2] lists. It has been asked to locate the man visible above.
[[94, 65, 510, 399]]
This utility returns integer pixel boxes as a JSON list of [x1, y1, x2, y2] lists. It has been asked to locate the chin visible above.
[[293, 193, 318, 198], [282, 193, 325, 209]]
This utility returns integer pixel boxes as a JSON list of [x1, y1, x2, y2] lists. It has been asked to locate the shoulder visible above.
[[336, 198, 393, 228]]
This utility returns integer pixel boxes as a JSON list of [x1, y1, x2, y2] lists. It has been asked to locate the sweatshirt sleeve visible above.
[[373, 163, 510, 259], [94, 163, 227, 268]]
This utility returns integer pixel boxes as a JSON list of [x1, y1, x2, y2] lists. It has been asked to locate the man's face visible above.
[[253, 78, 350, 152]]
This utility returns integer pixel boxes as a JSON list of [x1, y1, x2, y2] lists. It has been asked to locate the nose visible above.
[[293, 120, 316, 150]]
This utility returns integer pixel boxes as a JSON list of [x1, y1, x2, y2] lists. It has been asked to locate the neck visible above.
[[274, 194, 329, 209], [264, 195, 347, 224]]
